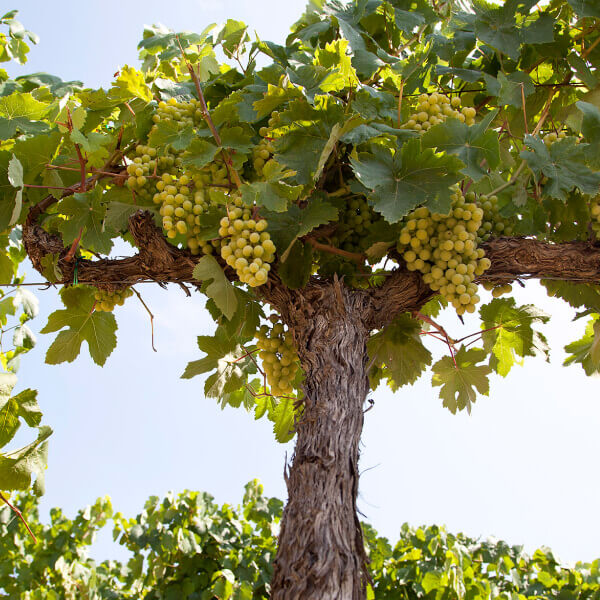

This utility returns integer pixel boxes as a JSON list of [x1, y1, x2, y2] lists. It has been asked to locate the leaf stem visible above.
[[0, 492, 37, 544]]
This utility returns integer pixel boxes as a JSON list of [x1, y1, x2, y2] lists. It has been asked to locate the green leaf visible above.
[[110, 65, 153, 102], [0, 385, 40, 447], [265, 195, 338, 260], [57, 189, 114, 255], [104, 202, 141, 231], [367, 314, 432, 389], [219, 126, 253, 153], [567, 0, 600, 17], [431, 347, 491, 414], [351, 141, 463, 222], [0, 424, 51, 495], [252, 83, 303, 120], [181, 329, 238, 380], [479, 298, 549, 377], [181, 138, 219, 169], [148, 121, 194, 153], [41, 286, 117, 366], [70, 130, 110, 168], [577, 101, 600, 141], [520, 135, 600, 201], [541, 280, 600, 313], [7, 153, 23, 188], [421, 110, 500, 181], [472, 0, 527, 61], [271, 397, 296, 443], [313, 39, 357, 90], [277, 241, 313, 289], [273, 97, 345, 185], [0, 91, 49, 139], [240, 179, 302, 213], [193, 256, 238, 320], [483, 72, 534, 108], [564, 315, 600, 375]]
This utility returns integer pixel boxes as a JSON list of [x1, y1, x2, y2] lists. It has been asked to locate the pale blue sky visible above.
[[6, 0, 600, 565]]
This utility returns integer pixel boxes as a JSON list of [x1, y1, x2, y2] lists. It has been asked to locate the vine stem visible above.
[[176, 36, 244, 190], [413, 311, 457, 368], [305, 238, 365, 263], [0, 492, 37, 543]]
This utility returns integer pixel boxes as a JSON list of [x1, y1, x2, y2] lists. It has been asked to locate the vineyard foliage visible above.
[[1, 484, 600, 599], [1, 0, 600, 500]]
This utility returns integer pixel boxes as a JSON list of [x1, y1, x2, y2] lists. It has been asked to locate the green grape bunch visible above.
[[125, 144, 158, 202], [154, 172, 218, 256], [476, 194, 515, 242], [331, 196, 382, 254], [590, 198, 600, 231], [397, 190, 491, 315], [253, 111, 279, 177], [403, 93, 476, 132], [257, 314, 300, 397], [218, 195, 276, 287], [94, 287, 134, 312]]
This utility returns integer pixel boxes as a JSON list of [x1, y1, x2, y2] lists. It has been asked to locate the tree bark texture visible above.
[[269, 283, 371, 600]]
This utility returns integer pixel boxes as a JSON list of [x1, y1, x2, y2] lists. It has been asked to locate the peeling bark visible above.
[[270, 282, 371, 600]]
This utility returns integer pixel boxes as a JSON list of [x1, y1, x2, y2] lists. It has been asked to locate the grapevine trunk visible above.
[[270, 284, 371, 600]]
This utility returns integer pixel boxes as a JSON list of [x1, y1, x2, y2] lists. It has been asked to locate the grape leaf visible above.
[[0, 424, 51, 495], [110, 65, 153, 102], [564, 315, 600, 375], [0, 91, 49, 139], [483, 72, 534, 108], [57, 189, 114, 255], [181, 139, 219, 169], [271, 397, 296, 443], [431, 347, 491, 414], [542, 280, 600, 313], [273, 97, 344, 185], [193, 255, 238, 320], [148, 121, 194, 153], [421, 110, 500, 181], [0, 383, 41, 447], [265, 195, 338, 260], [240, 180, 302, 212], [520, 135, 600, 201], [41, 286, 117, 366], [350, 140, 463, 223], [479, 298, 549, 377], [567, 0, 600, 17], [181, 328, 239, 380], [367, 314, 432, 389], [278, 241, 313, 289]]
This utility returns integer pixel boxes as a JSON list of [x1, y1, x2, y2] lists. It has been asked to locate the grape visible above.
[[475, 194, 515, 241], [256, 314, 300, 396], [94, 287, 133, 312], [218, 195, 275, 287], [543, 130, 566, 146], [252, 112, 280, 178], [396, 189, 491, 315], [403, 93, 476, 133]]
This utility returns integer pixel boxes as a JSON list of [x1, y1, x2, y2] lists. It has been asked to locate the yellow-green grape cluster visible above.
[[482, 281, 513, 297], [543, 131, 566, 146], [253, 112, 279, 177], [152, 97, 202, 128], [218, 197, 276, 287], [590, 198, 600, 231], [257, 315, 299, 396], [476, 194, 514, 241], [403, 93, 476, 132], [154, 172, 217, 255], [125, 144, 158, 202], [333, 196, 381, 253], [397, 190, 491, 315], [94, 287, 133, 312], [193, 159, 230, 190]]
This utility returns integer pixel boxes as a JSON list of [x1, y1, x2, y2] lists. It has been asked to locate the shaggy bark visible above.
[[269, 283, 371, 600]]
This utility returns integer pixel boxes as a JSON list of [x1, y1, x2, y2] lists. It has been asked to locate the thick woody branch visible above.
[[22, 204, 600, 327]]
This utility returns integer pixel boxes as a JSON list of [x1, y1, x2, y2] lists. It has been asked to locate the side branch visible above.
[[365, 237, 600, 329]]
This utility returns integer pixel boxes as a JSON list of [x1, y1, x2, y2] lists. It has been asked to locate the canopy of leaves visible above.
[[2, 484, 600, 599]]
